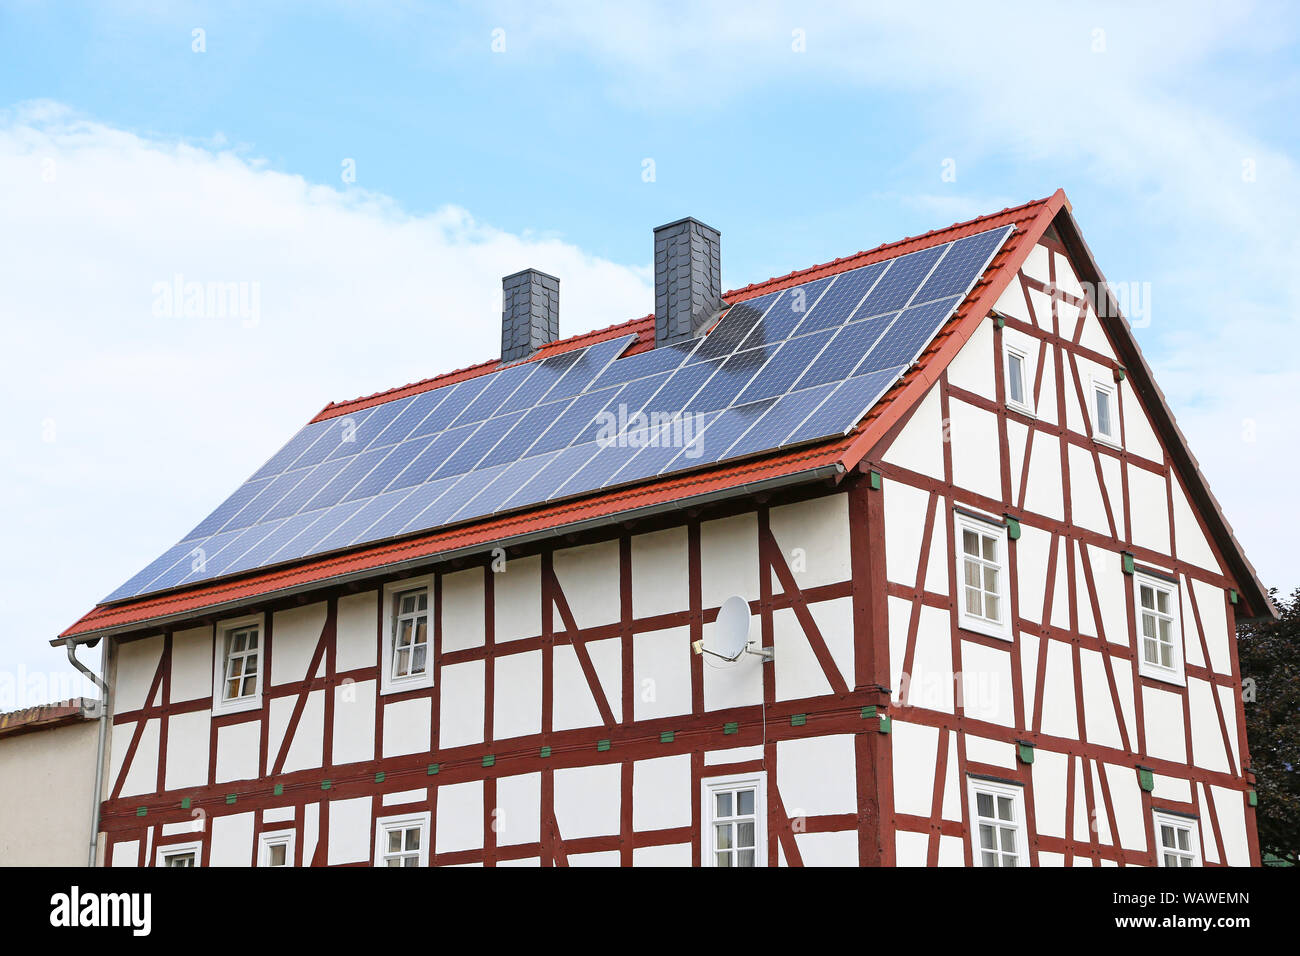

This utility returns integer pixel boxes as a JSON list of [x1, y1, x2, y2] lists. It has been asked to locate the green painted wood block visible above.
[[1018, 742, 1035, 765], [878, 716, 892, 734], [1004, 516, 1022, 540], [596, 739, 611, 752], [225, 794, 236, 805], [180, 798, 191, 810], [321, 779, 332, 791], [723, 721, 739, 735], [790, 714, 807, 727], [374, 771, 385, 784], [660, 731, 675, 743], [136, 806, 148, 817], [482, 754, 496, 768], [1230, 589, 1239, 605], [427, 763, 440, 775], [539, 746, 552, 759], [1122, 552, 1136, 575], [861, 705, 877, 719], [1137, 768, 1154, 792], [1248, 790, 1258, 807], [273, 784, 283, 796], [868, 470, 882, 491]]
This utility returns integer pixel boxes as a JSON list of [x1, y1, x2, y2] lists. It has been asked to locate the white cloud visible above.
[[0, 102, 652, 705]]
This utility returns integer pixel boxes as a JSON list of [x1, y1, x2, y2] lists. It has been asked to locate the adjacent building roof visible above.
[[0, 699, 97, 739], [58, 189, 1272, 642]]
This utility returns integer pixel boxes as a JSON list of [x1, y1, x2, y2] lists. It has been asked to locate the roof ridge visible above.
[[313, 197, 1054, 420]]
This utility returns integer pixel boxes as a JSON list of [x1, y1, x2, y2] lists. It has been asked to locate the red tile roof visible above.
[[0, 699, 95, 738], [58, 192, 1071, 640]]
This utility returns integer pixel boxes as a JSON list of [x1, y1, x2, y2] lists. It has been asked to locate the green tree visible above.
[[1238, 587, 1300, 865]]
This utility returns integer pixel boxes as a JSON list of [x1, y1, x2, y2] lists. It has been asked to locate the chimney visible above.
[[501, 268, 560, 363], [653, 217, 721, 347]]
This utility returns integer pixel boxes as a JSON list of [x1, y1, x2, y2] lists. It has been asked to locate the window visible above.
[[259, 831, 295, 867], [1135, 572, 1184, 684], [211, 614, 264, 716], [702, 772, 767, 867], [157, 841, 202, 867], [1153, 811, 1201, 867], [1004, 344, 1033, 414], [381, 577, 434, 694], [967, 778, 1027, 867], [374, 812, 431, 867], [1090, 377, 1119, 445], [954, 511, 1013, 640]]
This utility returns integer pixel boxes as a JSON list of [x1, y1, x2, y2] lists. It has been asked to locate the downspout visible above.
[[66, 639, 109, 868]]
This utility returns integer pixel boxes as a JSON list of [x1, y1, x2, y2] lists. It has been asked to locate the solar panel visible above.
[[103, 224, 1011, 602]]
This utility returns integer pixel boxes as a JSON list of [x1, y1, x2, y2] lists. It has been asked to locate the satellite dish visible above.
[[710, 595, 751, 661]]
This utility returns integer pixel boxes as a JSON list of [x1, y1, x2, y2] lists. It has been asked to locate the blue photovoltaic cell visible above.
[[739, 276, 836, 348], [501, 442, 600, 509], [913, 227, 1011, 303], [687, 350, 768, 412], [783, 366, 908, 446], [478, 398, 574, 469], [588, 342, 691, 391], [858, 296, 961, 373], [460, 451, 559, 517], [389, 424, 477, 489], [343, 439, 433, 502], [689, 297, 770, 363], [721, 382, 838, 461], [436, 414, 521, 477], [688, 398, 778, 465], [733, 329, 835, 405], [854, 245, 947, 319], [551, 440, 643, 500], [371, 474, 459, 538], [606, 415, 715, 488], [793, 318, 894, 390], [542, 336, 634, 401], [263, 459, 349, 520], [325, 397, 414, 460], [450, 362, 536, 427], [789, 261, 889, 336], [250, 421, 332, 481], [303, 445, 394, 512], [106, 225, 1010, 602], [220, 469, 310, 533], [418, 466, 507, 527], [529, 388, 620, 454]]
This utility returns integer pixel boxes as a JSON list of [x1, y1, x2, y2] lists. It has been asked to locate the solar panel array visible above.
[[105, 224, 1012, 602]]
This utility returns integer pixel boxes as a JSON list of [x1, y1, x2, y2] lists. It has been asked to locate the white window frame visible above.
[[954, 510, 1013, 641], [380, 576, 435, 695], [373, 811, 431, 867], [1134, 571, 1185, 685], [1003, 343, 1034, 415], [259, 829, 296, 867], [156, 840, 203, 868], [1153, 810, 1201, 867], [701, 771, 767, 868], [967, 776, 1028, 867], [1089, 376, 1120, 447], [211, 613, 265, 716]]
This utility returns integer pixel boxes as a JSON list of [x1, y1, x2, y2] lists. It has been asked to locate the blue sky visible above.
[[1, 1, 1297, 706]]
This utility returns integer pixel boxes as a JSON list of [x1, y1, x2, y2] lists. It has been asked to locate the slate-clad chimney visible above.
[[500, 268, 560, 363], [654, 217, 721, 348]]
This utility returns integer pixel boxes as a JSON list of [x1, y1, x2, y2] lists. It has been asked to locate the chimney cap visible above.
[[653, 216, 721, 235], [502, 267, 561, 284]]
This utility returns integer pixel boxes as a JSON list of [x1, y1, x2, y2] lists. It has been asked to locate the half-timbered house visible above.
[[58, 190, 1270, 867]]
